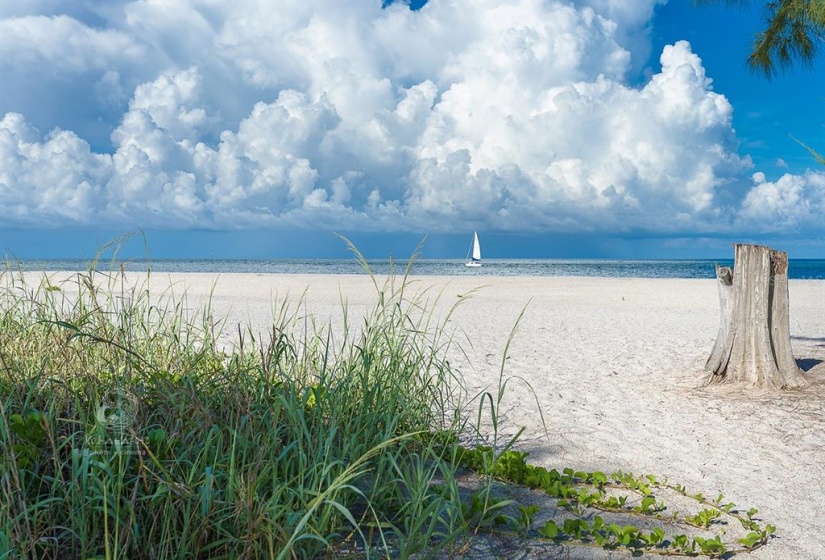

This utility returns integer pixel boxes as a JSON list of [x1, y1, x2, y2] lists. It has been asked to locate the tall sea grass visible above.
[[0, 245, 523, 559]]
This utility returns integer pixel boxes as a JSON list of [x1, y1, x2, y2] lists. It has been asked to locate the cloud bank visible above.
[[0, 0, 822, 238]]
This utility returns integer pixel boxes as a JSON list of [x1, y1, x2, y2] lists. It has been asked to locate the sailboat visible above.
[[465, 231, 482, 268]]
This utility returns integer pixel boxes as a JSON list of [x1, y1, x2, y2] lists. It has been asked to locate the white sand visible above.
[[22, 271, 825, 558]]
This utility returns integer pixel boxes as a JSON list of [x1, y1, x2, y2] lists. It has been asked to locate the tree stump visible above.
[[704, 243, 806, 388]]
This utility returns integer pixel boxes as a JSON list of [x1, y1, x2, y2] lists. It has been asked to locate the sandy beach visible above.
[[22, 271, 825, 558]]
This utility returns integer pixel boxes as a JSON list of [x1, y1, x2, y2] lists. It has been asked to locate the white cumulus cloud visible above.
[[739, 171, 825, 231], [0, 0, 822, 240], [0, 14, 144, 72]]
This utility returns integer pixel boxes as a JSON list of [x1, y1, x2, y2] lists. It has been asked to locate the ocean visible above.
[[8, 258, 825, 279]]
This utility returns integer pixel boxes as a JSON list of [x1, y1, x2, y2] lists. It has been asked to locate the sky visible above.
[[0, 0, 823, 260]]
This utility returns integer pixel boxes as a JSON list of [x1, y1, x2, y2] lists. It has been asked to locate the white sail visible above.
[[465, 231, 482, 267], [471, 231, 481, 260]]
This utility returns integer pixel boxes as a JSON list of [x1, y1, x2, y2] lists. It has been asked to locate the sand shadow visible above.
[[792, 335, 825, 348], [797, 358, 823, 372]]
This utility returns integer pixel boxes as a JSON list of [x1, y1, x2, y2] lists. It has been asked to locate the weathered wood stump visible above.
[[704, 243, 806, 388]]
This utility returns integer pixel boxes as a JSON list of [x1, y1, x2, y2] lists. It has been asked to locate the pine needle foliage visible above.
[[695, 0, 825, 78]]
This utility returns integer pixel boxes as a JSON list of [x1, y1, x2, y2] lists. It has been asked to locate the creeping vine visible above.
[[457, 446, 775, 558]]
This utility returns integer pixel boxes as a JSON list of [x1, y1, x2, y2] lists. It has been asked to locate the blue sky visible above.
[[0, 0, 823, 260]]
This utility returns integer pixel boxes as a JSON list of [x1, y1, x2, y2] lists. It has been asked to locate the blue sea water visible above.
[[9, 258, 825, 279]]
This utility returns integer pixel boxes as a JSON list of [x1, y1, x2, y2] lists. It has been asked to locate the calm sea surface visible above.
[[10, 259, 825, 279]]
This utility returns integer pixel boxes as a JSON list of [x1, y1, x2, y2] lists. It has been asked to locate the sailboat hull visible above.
[[465, 261, 482, 268]]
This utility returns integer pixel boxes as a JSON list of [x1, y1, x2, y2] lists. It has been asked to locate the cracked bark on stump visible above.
[[704, 243, 806, 388]]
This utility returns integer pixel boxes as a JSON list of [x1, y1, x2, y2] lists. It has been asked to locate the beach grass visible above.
[[0, 246, 503, 559]]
